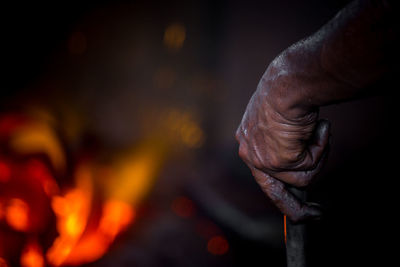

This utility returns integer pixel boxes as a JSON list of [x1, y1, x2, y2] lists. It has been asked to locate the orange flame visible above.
[[46, 165, 93, 266], [64, 200, 134, 265], [5, 198, 29, 232], [0, 161, 11, 183], [1, 112, 167, 266], [46, 161, 139, 266], [0, 257, 9, 267], [20, 241, 44, 267]]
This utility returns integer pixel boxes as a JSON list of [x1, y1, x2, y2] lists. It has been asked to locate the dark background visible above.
[[1, 0, 396, 266]]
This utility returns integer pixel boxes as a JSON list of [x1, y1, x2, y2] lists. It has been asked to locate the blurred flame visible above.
[[20, 241, 44, 267], [103, 147, 163, 206], [5, 198, 29, 232], [27, 159, 60, 197], [0, 161, 11, 183], [164, 23, 186, 51], [46, 165, 93, 266], [1, 111, 171, 266], [64, 200, 135, 265], [0, 201, 4, 221], [165, 109, 205, 148], [47, 148, 159, 266], [0, 257, 9, 267], [9, 121, 66, 173], [99, 200, 134, 238], [207, 236, 229, 255]]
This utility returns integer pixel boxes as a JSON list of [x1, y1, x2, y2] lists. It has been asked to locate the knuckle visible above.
[[284, 150, 303, 164], [252, 156, 266, 170], [235, 128, 242, 142], [238, 144, 249, 161], [293, 171, 315, 188], [267, 155, 282, 171]]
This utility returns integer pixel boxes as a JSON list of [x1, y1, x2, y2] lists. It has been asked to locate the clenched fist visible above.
[[235, 0, 396, 222], [235, 57, 330, 222]]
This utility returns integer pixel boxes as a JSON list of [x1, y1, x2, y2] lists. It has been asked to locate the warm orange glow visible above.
[[207, 236, 229, 255], [1, 113, 163, 266], [165, 110, 205, 148], [62, 234, 109, 265], [164, 23, 186, 51], [9, 121, 66, 173], [5, 198, 29, 232], [20, 241, 44, 267], [26, 159, 60, 196], [171, 196, 195, 218], [64, 200, 135, 265], [43, 178, 60, 197], [46, 165, 93, 266], [0, 161, 11, 183], [99, 200, 135, 238], [284, 215, 287, 244], [0, 201, 4, 220], [0, 257, 9, 267], [104, 149, 161, 206], [180, 122, 204, 148]]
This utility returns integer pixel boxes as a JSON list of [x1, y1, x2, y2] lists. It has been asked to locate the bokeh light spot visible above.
[[5, 198, 30, 232], [207, 235, 229, 255], [171, 196, 195, 218], [0, 258, 9, 267], [163, 23, 186, 51], [20, 242, 44, 267]]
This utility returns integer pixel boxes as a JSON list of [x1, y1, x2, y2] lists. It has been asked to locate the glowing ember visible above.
[[64, 200, 135, 265], [0, 161, 11, 183], [207, 235, 229, 255], [20, 241, 44, 267], [0, 111, 168, 266], [163, 23, 186, 51], [0, 257, 9, 267], [99, 200, 135, 238], [0, 201, 4, 220], [46, 165, 93, 266], [5, 198, 29, 232]]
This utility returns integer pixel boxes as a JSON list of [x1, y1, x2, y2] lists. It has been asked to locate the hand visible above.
[[235, 67, 331, 222]]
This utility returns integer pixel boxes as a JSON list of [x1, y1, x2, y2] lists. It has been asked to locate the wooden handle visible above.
[[285, 187, 307, 267]]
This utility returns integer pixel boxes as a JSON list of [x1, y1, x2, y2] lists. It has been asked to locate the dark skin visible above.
[[236, 0, 397, 222]]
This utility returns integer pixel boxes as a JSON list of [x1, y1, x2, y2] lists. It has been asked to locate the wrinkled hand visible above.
[[236, 72, 331, 222]]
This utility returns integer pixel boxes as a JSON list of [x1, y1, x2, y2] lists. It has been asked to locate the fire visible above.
[[0, 108, 196, 265], [0, 257, 9, 267], [5, 198, 29, 232], [99, 200, 135, 239], [46, 165, 93, 266], [0, 161, 11, 183], [63, 200, 135, 265], [20, 241, 44, 267], [46, 156, 148, 266]]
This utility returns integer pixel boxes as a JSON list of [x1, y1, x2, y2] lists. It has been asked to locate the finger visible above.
[[266, 142, 330, 187], [250, 167, 322, 223], [288, 119, 331, 171]]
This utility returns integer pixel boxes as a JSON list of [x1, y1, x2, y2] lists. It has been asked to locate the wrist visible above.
[[260, 45, 321, 122]]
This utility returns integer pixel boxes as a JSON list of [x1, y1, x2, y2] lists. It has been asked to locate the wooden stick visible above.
[[285, 187, 307, 267]]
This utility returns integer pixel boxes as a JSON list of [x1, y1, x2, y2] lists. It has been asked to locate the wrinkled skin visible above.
[[236, 67, 330, 223], [236, 0, 396, 223]]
